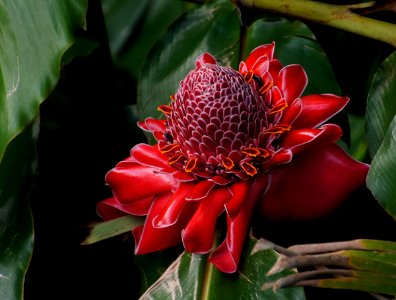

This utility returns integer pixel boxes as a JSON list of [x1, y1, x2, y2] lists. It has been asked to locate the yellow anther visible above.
[[185, 158, 198, 173], [160, 143, 180, 154], [265, 124, 291, 135], [241, 148, 261, 157], [168, 154, 184, 165], [221, 157, 235, 170], [244, 70, 254, 84], [270, 99, 288, 114], [258, 80, 273, 95], [157, 105, 173, 115], [241, 162, 258, 177], [257, 148, 270, 158]]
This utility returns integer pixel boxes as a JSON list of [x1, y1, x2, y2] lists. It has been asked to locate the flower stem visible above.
[[200, 255, 214, 300], [239, 0, 396, 47]]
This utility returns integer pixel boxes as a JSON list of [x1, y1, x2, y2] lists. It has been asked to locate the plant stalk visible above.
[[240, 0, 396, 47]]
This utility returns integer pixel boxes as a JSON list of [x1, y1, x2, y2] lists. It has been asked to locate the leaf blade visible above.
[[82, 215, 145, 245], [366, 51, 396, 158], [0, 0, 88, 162], [0, 120, 38, 299], [367, 115, 396, 219]]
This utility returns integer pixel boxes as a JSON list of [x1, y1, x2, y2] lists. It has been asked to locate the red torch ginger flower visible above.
[[97, 43, 369, 273]]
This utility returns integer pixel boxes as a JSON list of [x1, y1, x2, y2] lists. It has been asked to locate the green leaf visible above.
[[0, 120, 38, 299], [204, 238, 306, 300], [361, 239, 396, 252], [104, 0, 190, 78], [342, 250, 396, 274], [310, 249, 396, 296], [243, 17, 341, 95], [366, 51, 396, 158], [348, 114, 368, 161], [0, 0, 88, 162], [315, 276, 396, 296], [140, 237, 305, 299], [82, 215, 145, 245], [367, 115, 396, 219], [139, 251, 206, 299], [135, 249, 182, 295], [0, 1, 87, 298], [101, 0, 148, 56], [137, 0, 241, 122]]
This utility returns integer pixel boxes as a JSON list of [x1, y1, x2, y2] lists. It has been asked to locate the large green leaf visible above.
[[0, 1, 87, 298], [366, 51, 396, 220], [367, 115, 396, 219], [137, 0, 241, 121], [366, 51, 396, 158], [0, 0, 88, 162], [103, 0, 190, 79], [243, 17, 341, 96], [139, 237, 305, 299], [0, 120, 38, 299], [101, 0, 148, 56]]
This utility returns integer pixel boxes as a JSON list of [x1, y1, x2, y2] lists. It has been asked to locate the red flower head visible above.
[[97, 43, 369, 273]]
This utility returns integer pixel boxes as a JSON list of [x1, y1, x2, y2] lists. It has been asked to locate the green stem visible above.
[[240, 0, 396, 47], [200, 257, 214, 300]]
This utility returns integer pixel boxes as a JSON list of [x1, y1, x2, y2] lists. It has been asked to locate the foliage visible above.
[[0, 0, 395, 299]]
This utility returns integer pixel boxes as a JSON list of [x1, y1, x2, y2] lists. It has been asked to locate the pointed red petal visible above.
[[182, 188, 232, 254], [96, 198, 128, 220], [281, 124, 342, 154], [268, 59, 282, 83], [225, 180, 252, 218], [171, 170, 195, 182], [196, 53, 217, 69], [105, 161, 177, 204], [262, 149, 293, 169], [186, 180, 216, 201], [239, 61, 248, 74], [245, 43, 275, 70], [293, 94, 349, 129], [131, 143, 173, 171], [259, 143, 369, 220], [281, 98, 302, 125], [251, 55, 269, 78], [134, 193, 197, 254], [97, 196, 153, 220], [137, 117, 166, 133], [153, 183, 194, 227], [277, 64, 308, 104], [209, 175, 270, 273]]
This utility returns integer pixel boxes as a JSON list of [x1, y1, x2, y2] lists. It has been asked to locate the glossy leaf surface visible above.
[[0, 121, 37, 299], [0, 0, 88, 161], [102, 0, 189, 78], [82, 215, 145, 245], [366, 51, 396, 158], [0, 1, 87, 298], [367, 115, 396, 219], [366, 51, 396, 219], [140, 237, 305, 300]]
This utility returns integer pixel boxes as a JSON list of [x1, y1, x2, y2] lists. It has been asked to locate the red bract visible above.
[[97, 42, 369, 273]]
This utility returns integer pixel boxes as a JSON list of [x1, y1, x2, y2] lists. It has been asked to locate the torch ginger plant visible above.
[[97, 42, 369, 273]]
